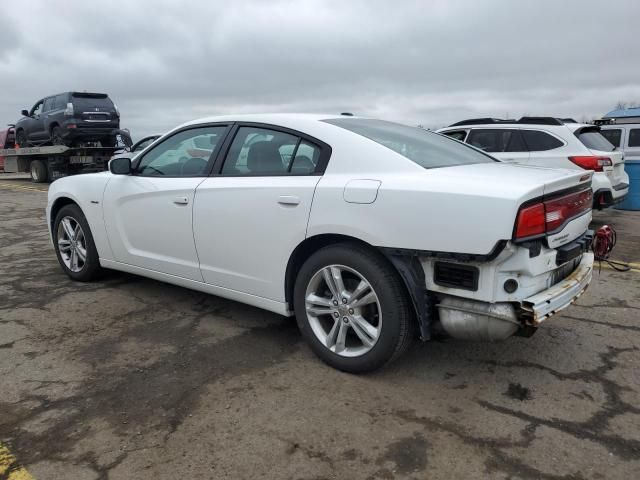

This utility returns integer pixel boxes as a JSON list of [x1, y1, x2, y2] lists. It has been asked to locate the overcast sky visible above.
[[1, 0, 639, 139]]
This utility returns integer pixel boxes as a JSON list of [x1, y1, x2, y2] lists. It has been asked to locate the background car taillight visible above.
[[64, 102, 74, 116], [514, 188, 592, 240], [568, 156, 612, 172]]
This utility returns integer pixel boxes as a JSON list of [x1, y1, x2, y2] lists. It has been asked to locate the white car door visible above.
[[193, 124, 328, 302], [466, 128, 530, 163], [103, 125, 230, 281]]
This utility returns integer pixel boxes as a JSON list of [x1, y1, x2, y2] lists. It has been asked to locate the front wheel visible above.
[[53, 204, 103, 281], [294, 243, 415, 373], [16, 130, 29, 147]]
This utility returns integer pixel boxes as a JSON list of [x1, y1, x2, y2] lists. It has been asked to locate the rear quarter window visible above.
[[521, 130, 564, 151], [442, 130, 467, 142]]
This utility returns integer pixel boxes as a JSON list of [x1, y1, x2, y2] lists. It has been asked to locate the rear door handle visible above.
[[277, 195, 300, 206], [173, 196, 189, 205]]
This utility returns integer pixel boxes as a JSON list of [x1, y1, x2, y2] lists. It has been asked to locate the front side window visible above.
[[521, 130, 564, 151], [600, 129, 622, 148], [467, 129, 525, 153], [31, 101, 43, 116], [136, 126, 226, 177], [628, 129, 640, 147], [324, 118, 495, 169], [221, 127, 320, 175]]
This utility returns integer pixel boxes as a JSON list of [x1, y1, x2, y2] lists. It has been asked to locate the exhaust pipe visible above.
[[436, 296, 520, 341]]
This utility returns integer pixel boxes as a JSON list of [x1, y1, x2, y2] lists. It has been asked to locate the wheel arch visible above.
[[50, 196, 80, 231], [284, 233, 431, 338]]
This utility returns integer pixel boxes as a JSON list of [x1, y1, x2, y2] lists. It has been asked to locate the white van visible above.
[[596, 108, 640, 162]]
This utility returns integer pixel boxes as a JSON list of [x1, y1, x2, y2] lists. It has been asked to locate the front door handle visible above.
[[173, 196, 189, 205], [277, 195, 300, 206]]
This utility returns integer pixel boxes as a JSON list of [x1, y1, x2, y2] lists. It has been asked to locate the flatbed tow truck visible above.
[[0, 145, 120, 182]]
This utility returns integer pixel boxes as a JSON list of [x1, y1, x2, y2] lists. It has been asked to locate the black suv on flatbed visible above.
[[15, 92, 120, 147]]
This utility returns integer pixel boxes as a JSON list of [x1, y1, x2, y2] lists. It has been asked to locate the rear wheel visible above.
[[51, 126, 66, 146], [53, 204, 103, 281], [16, 129, 28, 147], [30, 160, 49, 183], [294, 243, 415, 373]]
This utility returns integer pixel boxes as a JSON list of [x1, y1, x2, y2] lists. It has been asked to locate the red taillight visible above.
[[515, 203, 545, 239], [568, 156, 612, 172], [515, 188, 592, 240]]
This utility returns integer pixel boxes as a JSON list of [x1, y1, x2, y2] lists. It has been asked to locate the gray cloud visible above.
[[1, 0, 639, 139]]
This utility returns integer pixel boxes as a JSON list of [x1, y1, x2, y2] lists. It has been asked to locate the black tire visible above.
[[293, 243, 415, 373], [16, 129, 29, 147], [51, 126, 67, 146], [30, 160, 49, 183], [53, 204, 104, 282]]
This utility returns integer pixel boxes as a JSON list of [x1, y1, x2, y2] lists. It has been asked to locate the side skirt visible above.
[[99, 259, 292, 317]]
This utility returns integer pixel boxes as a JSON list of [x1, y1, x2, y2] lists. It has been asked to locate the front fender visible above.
[[47, 173, 114, 261]]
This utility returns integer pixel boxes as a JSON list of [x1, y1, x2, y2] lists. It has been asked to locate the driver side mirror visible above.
[[109, 157, 132, 175], [21, 110, 29, 117]]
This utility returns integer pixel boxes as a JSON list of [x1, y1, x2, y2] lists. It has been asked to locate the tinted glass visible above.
[[221, 127, 307, 175], [576, 129, 614, 152], [467, 129, 525, 153], [600, 129, 622, 148], [133, 136, 158, 152], [136, 126, 226, 176], [43, 98, 55, 112], [31, 101, 43, 116], [71, 93, 114, 111], [629, 129, 640, 147], [324, 118, 495, 169], [442, 130, 467, 142], [521, 130, 564, 151], [54, 94, 68, 110]]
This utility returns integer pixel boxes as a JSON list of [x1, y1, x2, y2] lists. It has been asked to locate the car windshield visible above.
[[323, 118, 497, 169]]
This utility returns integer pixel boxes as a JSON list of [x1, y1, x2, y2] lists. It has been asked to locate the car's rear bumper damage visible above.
[[434, 253, 593, 341], [519, 252, 593, 325]]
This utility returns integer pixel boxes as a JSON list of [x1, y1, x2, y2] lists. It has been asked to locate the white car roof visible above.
[[438, 122, 590, 132]]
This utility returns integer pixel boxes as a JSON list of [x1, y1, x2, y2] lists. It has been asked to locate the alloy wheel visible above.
[[305, 264, 382, 357], [57, 216, 87, 273]]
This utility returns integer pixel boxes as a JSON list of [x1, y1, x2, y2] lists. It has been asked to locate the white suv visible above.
[[437, 117, 629, 209]]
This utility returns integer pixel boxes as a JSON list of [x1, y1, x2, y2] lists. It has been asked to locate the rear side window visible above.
[[600, 129, 622, 148], [324, 118, 495, 169], [521, 130, 564, 151], [442, 130, 467, 142], [467, 129, 525, 153], [221, 127, 321, 176], [629, 129, 640, 147], [576, 128, 614, 152], [71, 93, 114, 111]]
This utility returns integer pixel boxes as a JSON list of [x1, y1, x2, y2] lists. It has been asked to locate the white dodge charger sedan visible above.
[[47, 114, 594, 372]]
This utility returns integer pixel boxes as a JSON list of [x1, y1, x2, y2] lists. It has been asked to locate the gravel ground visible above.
[[1, 174, 639, 480]]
